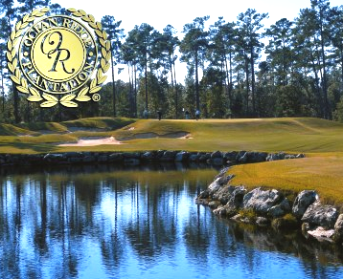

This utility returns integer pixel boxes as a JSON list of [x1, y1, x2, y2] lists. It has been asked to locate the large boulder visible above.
[[292, 190, 318, 218], [212, 184, 244, 206], [266, 152, 285, 161], [334, 214, 343, 237], [247, 152, 268, 163], [108, 153, 124, 163], [268, 198, 291, 217], [307, 227, 335, 241], [223, 151, 238, 163], [188, 153, 200, 162], [210, 151, 224, 166], [207, 176, 226, 196], [226, 186, 246, 209], [301, 203, 339, 229], [243, 188, 283, 214], [43, 153, 67, 164], [160, 151, 177, 162], [175, 151, 189, 162], [141, 151, 156, 161], [238, 151, 268, 163]]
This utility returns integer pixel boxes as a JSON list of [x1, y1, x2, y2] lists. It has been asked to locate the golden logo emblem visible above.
[[7, 8, 111, 107]]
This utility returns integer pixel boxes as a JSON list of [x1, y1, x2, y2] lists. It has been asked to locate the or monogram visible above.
[[41, 31, 75, 74]]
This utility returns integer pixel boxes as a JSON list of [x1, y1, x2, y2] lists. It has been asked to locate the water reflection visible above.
[[0, 166, 343, 279]]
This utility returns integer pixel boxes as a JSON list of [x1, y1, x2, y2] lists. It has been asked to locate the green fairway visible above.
[[1, 117, 343, 154], [2, 116, 343, 204], [228, 153, 343, 207]]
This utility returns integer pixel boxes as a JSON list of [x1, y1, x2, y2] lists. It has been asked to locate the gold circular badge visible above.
[[32, 27, 86, 82], [7, 8, 110, 107]]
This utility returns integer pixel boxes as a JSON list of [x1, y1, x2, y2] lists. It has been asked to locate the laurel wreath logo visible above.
[[7, 8, 111, 108]]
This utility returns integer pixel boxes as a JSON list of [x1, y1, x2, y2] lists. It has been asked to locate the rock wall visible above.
[[0, 150, 304, 167], [197, 170, 343, 244]]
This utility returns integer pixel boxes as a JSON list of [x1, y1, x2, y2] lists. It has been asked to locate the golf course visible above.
[[2, 116, 343, 206]]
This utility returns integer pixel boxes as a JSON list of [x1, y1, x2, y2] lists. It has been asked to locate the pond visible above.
[[0, 165, 343, 279]]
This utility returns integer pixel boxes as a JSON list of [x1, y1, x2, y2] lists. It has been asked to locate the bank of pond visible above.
[[197, 168, 343, 245], [1, 163, 343, 279]]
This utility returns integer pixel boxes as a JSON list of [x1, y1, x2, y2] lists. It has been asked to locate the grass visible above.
[[62, 117, 135, 129], [227, 153, 343, 207], [2, 117, 343, 153], [2, 116, 343, 205]]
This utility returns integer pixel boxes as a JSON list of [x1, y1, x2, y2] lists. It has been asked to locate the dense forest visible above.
[[0, 0, 343, 122]]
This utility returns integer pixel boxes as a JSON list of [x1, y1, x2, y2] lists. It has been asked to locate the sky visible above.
[[49, 0, 343, 82], [51, 0, 343, 33]]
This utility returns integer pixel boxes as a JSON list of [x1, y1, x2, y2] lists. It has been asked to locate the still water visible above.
[[1, 165, 343, 279]]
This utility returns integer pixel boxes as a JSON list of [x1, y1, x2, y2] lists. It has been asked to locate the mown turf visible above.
[[1, 117, 343, 153], [228, 153, 343, 208], [2, 116, 343, 205]]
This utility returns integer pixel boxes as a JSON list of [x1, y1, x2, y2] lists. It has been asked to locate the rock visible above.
[[123, 158, 140, 166], [210, 151, 224, 165], [237, 152, 249, 163], [141, 151, 156, 161], [83, 155, 96, 163], [231, 214, 242, 221], [266, 153, 276, 161], [226, 186, 246, 210], [175, 151, 189, 162], [43, 153, 67, 164], [198, 190, 210, 199], [188, 153, 200, 162], [266, 152, 285, 161], [123, 152, 141, 159], [108, 153, 124, 163], [98, 155, 108, 163], [307, 227, 335, 242], [243, 188, 283, 214], [223, 151, 238, 163], [301, 203, 339, 229], [247, 152, 268, 163], [207, 177, 225, 196], [212, 184, 244, 205], [26, 154, 44, 164], [296, 153, 305, 158], [292, 190, 318, 218], [212, 157, 224, 166], [302, 222, 311, 234], [213, 206, 227, 216], [256, 217, 270, 226], [272, 214, 298, 230], [160, 151, 177, 162], [208, 201, 220, 209], [268, 198, 291, 217], [198, 153, 210, 162], [334, 214, 343, 236], [211, 151, 223, 159], [284, 155, 296, 159]]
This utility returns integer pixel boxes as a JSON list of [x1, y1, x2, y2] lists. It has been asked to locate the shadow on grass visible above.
[[0, 142, 59, 153]]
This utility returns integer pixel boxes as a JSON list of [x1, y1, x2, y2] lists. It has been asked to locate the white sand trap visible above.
[[59, 136, 122, 147]]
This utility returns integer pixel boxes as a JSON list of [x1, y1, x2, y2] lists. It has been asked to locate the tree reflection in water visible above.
[[0, 165, 343, 279]]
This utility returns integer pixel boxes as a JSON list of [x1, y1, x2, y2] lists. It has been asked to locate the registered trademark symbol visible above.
[[92, 93, 101, 102]]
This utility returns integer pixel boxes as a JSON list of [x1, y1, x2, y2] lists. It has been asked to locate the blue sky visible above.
[[51, 0, 343, 33], [50, 0, 343, 82]]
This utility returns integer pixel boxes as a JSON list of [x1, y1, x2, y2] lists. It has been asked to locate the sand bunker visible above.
[[59, 137, 122, 147], [58, 132, 192, 147]]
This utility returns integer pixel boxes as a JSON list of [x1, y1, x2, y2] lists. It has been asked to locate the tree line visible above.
[[0, 0, 343, 123]]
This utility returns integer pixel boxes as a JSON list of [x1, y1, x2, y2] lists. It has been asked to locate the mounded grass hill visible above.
[[1, 116, 343, 153]]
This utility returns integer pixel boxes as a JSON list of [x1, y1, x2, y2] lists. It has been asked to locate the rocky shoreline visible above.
[[197, 169, 343, 244], [0, 150, 304, 167]]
